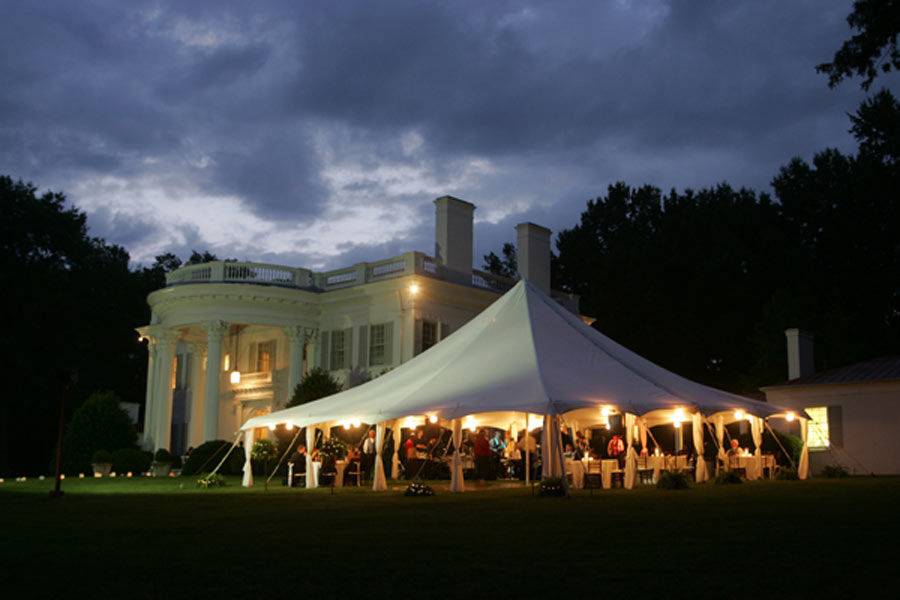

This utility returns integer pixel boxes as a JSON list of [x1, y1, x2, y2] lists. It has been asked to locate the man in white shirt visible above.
[[361, 429, 377, 481]]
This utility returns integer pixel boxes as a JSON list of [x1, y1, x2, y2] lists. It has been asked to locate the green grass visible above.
[[1, 476, 897, 598]]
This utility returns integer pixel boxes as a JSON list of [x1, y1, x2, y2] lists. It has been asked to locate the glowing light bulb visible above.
[[230, 370, 241, 384], [351, 418, 361, 428], [785, 411, 796, 422], [600, 406, 611, 417], [734, 409, 746, 421], [268, 423, 277, 431], [343, 421, 350, 430], [674, 420, 682, 428], [408, 283, 420, 296], [285, 421, 294, 431], [428, 415, 438, 424], [673, 407, 685, 422]]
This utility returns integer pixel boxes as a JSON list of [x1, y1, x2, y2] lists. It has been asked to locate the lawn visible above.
[[1, 476, 897, 598]]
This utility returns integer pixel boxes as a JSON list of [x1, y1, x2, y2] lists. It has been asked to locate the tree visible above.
[[849, 88, 900, 166], [62, 391, 137, 474], [287, 368, 343, 407], [187, 250, 218, 265], [817, 0, 900, 90], [482, 242, 518, 278]]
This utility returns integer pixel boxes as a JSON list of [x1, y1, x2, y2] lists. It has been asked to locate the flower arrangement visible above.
[[404, 482, 434, 497], [196, 473, 226, 488], [320, 437, 347, 460], [539, 477, 567, 497]]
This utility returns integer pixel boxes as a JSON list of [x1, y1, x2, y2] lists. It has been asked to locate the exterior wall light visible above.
[[230, 370, 241, 384], [408, 283, 420, 296]]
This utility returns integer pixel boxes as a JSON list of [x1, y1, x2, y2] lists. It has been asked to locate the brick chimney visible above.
[[785, 328, 814, 380], [516, 222, 551, 294], [434, 196, 475, 284]]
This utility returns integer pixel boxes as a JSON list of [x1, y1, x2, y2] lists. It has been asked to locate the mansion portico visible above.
[[138, 196, 577, 454]]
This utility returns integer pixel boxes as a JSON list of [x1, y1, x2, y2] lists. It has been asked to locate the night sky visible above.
[[1, 1, 874, 269]]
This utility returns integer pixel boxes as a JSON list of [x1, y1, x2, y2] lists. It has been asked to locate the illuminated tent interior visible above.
[[238, 280, 807, 490]]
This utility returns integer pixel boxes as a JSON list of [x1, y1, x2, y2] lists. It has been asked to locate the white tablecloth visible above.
[[566, 459, 585, 489], [309, 461, 321, 488], [601, 459, 618, 489], [334, 460, 347, 487]]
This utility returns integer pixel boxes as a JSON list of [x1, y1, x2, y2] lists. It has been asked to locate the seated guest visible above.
[[727, 438, 743, 457], [564, 443, 575, 459], [344, 446, 361, 485], [505, 438, 522, 478]]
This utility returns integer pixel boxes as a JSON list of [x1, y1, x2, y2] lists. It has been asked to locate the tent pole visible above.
[[524, 413, 530, 486]]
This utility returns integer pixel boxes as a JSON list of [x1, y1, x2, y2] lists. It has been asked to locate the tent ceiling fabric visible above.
[[241, 281, 784, 431]]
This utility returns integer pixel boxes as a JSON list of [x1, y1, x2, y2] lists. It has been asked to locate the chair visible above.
[[728, 456, 747, 478]]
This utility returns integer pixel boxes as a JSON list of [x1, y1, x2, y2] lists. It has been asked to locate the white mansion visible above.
[[138, 196, 577, 454]]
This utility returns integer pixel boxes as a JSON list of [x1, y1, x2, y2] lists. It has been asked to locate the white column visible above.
[[284, 326, 305, 400], [202, 321, 228, 442], [450, 418, 465, 492], [798, 417, 810, 480], [373, 422, 387, 491], [242, 429, 254, 487], [750, 416, 763, 480], [305, 425, 316, 488], [391, 420, 401, 478], [692, 413, 708, 483], [142, 340, 158, 449], [188, 342, 206, 448], [716, 414, 726, 473], [624, 412, 637, 489], [541, 414, 563, 479], [153, 331, 178, 451]]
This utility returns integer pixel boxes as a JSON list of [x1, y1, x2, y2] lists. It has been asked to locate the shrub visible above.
[[539, 477, 567, 496], [821, 464, 849, 478], [63, 391, 137, 473], [404, 482, 434, 497], [112, 448, 152, 474], [775, 466, 799, 480], [153, 448, 173, 464], [762, 430, 803, 465], [657, 471, 690, 490], [92, 449, 113, 465], [181, 440, 244, 476], [714, 470, 743, 485], [287, 367, 343, 407], [196, 473, 226, 488]]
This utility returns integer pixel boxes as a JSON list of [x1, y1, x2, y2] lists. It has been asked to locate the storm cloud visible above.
[[1, 0, 884, 268]]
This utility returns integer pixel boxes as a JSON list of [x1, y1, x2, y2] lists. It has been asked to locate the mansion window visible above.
[[330, 330, 347, 370], [422, 320, 438, 351], [369, 324, 386, 366], [256, 340, 276, 372]]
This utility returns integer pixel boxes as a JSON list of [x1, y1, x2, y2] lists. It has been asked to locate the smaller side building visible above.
[[761, 329, 900, 475]]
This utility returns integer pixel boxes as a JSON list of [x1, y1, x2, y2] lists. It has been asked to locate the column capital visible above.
[[202, 320, 229, 341], [284, 325, 306, 342], [188, 341, 207, 356], [140, 326, 179, 349]]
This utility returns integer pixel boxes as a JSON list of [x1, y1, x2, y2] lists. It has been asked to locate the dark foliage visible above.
[[112, 448, 153, 474], [153, 448, 173, 463], [656, 471, 690, 490], [555, 93, 900, 393], [181, 440, 245, 476], [539, 477, 567, 496], [821, 464, 850, 478], [91, 450, 113, 465], [714, 470, 743, 485], [62, 391, 137, 474], [482, 242, 518, 279], [287, 367, 343, 407], [775, 466, 799, 481], [816, 0, 900, 90]]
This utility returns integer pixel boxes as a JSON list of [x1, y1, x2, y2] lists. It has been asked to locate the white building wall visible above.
[[764, 381, 900, 475]]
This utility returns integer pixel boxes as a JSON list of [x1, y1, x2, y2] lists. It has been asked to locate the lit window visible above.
[[422, 320, 438, 351], [223, 353, 231, 372], [369, 324, 386, 366], [806, 406, 830, 449], [256, 340, 275, 372]]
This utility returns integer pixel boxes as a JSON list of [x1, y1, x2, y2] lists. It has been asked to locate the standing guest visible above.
[[361, 429, 377, 481], [518, 430, 538, 480], [474, 429, 492, 481], [345, 446, 361, 485], [505, 436, 522, 478], [489, 430, 506, 479], [607, 434, 625, 468], [287, 444, 307, 486], [402, 434, 416, 479], [383, 429, 395, 478]]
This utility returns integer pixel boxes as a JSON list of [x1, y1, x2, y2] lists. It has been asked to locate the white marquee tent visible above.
[[239, 280, 808, 490]]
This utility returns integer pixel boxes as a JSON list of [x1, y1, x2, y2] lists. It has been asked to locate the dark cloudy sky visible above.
[[1, 1, 881, 269]]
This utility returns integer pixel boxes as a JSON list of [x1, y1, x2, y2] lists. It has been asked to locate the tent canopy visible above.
[[241, 280, 790, 432]]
